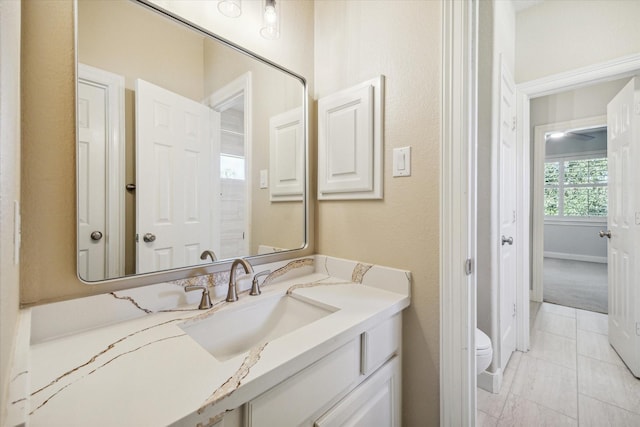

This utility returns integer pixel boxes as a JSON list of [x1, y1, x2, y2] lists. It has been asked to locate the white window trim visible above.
[[544, 153, 608, 221], [545, 149, 606, 161]]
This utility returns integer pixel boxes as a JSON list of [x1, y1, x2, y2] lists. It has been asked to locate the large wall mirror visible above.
[[76, 0, 307, 282]]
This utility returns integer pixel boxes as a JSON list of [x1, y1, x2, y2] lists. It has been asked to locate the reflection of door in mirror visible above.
[[77, 64, 125, 281], [208, 73, 252, 260], [135, 79, 212, 274]]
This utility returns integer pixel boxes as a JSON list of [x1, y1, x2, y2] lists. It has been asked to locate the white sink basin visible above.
[[179, 293, 337, 361]]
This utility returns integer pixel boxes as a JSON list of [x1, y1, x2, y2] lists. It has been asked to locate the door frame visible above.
[[77, 63, 126, 279], [440, 1, 478, 426], [207, 72, 253, 258], [517, 52, 640, 309], [531, 115, 607, 302]]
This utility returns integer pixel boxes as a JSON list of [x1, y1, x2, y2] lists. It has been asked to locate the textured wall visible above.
[[516, 0, 640, 82], [314, 1, 441, 425]]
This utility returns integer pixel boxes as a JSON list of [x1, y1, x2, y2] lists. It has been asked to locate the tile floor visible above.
[[477, 301, 640, 426]]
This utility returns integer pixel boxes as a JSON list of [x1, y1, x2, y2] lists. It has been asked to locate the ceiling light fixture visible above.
[[218, 0, 241, 18], [547, 132, 566, 140], [260, 0, 280, 40]]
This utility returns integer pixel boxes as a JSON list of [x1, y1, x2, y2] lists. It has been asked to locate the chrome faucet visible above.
[[200, 250, 218, 262], [226, 258, 254, 302]]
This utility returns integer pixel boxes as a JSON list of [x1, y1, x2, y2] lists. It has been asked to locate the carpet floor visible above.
[[543, 258, 608, 314]]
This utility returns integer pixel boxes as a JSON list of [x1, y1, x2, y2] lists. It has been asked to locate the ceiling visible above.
[[512, 0, 544, 13]]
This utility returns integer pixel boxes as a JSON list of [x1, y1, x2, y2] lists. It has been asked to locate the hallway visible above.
[[477, 302, 640, 426]]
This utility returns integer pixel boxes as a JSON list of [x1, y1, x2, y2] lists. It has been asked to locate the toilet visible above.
[[476, 328, 493, 375]]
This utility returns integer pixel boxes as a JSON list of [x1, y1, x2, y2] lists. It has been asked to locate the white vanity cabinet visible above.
[[314, 355, 401, 427], [243, 313, 402, 427]]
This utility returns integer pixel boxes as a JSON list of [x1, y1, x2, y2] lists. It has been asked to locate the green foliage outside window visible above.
[[544, 157, 607, 218]]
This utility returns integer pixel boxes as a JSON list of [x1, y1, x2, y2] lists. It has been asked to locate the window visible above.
[[220, 154, 245, 180], [544, 156, 607, 218]]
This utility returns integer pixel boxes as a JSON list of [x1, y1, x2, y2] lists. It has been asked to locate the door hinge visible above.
[[511, 116, 517, 131], [465, 258, 473, 276], [635, 102, 640, 115], [636, 322, 640, 336], [513, 303, 517, 317], [135, 233, 139, 243]]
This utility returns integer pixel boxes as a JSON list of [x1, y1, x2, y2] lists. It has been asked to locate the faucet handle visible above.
[[250, 270, 271, 296], [185, 285, 213, 310]]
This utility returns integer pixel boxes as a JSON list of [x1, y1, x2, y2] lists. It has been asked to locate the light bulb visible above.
[[264, 5, 277, 24], [260, 0, 280, 39]]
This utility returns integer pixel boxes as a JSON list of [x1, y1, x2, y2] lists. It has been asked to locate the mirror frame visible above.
[[75, 0, 312, 286]]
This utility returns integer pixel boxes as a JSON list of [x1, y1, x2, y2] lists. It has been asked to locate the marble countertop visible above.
[[13, 255, 411, 426]]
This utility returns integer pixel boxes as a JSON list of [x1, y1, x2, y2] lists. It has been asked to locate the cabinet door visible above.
[[361, 313, 401, 375], [314, 356, 400, 427], [246, 340, 360, 427]]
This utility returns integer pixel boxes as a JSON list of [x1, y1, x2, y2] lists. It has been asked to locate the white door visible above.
[[607, 77, 640, 377], [136, 79, 212, 273], [77, 81, 107, 281], [499, 60, 518, 369]]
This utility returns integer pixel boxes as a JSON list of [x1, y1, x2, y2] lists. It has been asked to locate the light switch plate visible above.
[[393, 146, 411, 177]]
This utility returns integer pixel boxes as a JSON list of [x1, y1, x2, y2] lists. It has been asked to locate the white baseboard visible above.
[[477, 368, 502, 394], [544, 251, 607, 264]]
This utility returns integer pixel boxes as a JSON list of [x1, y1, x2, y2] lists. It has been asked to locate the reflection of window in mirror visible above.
[[220, 155, 246, 180]]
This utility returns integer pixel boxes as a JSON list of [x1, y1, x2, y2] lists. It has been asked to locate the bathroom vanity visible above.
[[6, 3, 413, 425], [8, 255, 410, 426]]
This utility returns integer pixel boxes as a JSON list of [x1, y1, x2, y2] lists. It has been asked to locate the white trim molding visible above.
[[440, 1, 478, 426], [518, 53, 640, 98], [477, 368, 502, 394]]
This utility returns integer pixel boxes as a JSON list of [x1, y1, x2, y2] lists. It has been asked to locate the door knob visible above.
[[90, 231, 103, 241], [501, 235, 514, 246], [599, 230, 612, 239], [143, 233, 156, 243]]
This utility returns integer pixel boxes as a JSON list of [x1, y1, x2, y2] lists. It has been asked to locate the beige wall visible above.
[[516, 0, 640, 82], [20, 0, 314, 305], [0, 0, 21, 421], [21, 0, 88, 305], [314, 1, 441, 425], [79, 0, 205, 101]]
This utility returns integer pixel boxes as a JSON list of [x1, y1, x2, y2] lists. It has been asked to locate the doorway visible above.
[[522, 68, 640, 383], [533, 119, 610, 314], [207, 72, 252, 260], [217, 95, 248, 259]]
